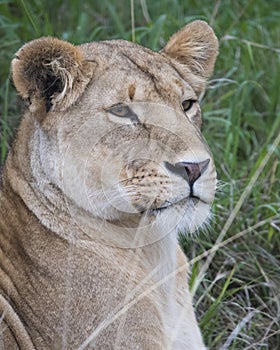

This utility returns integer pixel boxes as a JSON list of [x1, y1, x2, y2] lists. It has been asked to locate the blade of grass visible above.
[[199, 265, 236, 328], [104, 0, 125, 38], [19, 0, 40, 36], [147, 14, 166, 50], [130, 0, 135, 42], [220, 310, 258, 350]]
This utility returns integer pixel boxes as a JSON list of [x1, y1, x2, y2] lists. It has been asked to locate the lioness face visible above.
[[59, 68, 216, 235], [12, 21, 218, 246]]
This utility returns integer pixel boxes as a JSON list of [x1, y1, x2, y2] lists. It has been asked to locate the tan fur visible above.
[[0, 21, 218, 349]]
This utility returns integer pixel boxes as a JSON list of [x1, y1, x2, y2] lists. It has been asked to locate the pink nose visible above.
[[180, 159, 210, 187], [164, 159, 210, 189]]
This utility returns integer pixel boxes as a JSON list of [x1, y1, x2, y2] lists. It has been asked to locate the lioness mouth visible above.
[[147, 196, 201, 216]]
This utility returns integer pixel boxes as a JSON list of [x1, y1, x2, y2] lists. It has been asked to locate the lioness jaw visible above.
[[0, 20, 218, 349]]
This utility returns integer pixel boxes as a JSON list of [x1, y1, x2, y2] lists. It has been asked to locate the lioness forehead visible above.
[[80, 40, 166, 67], [79, 40, 197, 103], [81, 41, 173, 77]]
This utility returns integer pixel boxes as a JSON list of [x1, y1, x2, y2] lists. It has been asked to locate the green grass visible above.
[[1, 0, 279, 348]]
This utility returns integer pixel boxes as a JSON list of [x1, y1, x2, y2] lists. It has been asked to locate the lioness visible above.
[[0, 20, 218, 349]]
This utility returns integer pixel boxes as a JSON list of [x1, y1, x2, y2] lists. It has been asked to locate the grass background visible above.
[[0, 0, 279, 349]]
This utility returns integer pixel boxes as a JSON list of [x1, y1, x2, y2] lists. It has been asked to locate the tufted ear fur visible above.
[[12, 37, 94, 116], [163, 20, 218, 93]]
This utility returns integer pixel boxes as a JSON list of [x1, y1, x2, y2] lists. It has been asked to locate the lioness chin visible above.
[[0, 20, 218, 349]]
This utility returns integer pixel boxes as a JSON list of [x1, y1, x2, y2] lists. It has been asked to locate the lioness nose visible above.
[[165, 159, 210, 188], [180, 159, 210, 187]]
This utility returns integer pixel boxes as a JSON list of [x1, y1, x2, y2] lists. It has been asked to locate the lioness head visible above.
[[11, 20, 218, 247]]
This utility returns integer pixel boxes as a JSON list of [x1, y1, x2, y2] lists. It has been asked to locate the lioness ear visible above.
[[163, 20, 218, 93], [12, 37, 94, 116]]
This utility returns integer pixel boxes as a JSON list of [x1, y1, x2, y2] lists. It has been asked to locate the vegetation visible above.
[[0, 0, 279, 348]]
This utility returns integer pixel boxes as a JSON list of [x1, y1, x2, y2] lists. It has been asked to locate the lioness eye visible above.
[[182, 99, 196, 112], [107, 104, 140, 124], [107, 105, 131, 117]]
